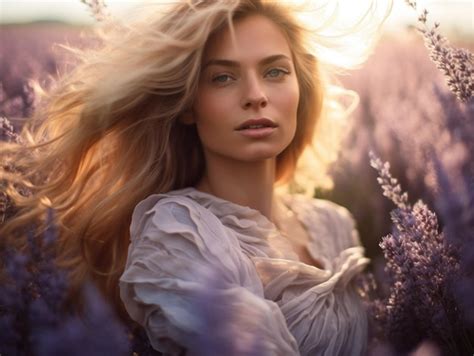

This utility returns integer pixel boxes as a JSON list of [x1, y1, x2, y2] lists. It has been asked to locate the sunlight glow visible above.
[[0, 0, 472, 37]]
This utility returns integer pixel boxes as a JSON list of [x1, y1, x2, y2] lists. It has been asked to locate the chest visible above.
[[276, 208, 324, 269]]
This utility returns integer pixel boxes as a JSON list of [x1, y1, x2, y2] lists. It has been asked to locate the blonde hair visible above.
[[0, 0, 392, 322]]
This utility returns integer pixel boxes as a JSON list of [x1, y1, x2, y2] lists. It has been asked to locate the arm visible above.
[[119, 196, 299, 355]]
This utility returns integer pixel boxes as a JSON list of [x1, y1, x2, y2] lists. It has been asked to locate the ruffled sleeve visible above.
[[119, 194, 300, 356], [255, 195, 370, 356]]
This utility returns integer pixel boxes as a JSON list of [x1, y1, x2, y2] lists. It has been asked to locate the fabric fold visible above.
[[120, 188, 370, 356], [120, 194, 300, 355]]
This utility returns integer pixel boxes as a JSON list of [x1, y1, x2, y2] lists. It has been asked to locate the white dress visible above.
[[119, 187, 370, 356]]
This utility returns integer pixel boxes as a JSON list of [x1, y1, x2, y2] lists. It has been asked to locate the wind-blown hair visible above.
[[0, 0, 392, 321]]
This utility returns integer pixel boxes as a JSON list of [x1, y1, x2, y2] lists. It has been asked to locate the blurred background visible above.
[[1, 0, 472, 33], [1, 0, 473, 270]]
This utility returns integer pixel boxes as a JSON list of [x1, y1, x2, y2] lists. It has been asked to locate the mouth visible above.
[[235, 118, 278, 131], [235, 118, 277, 139]]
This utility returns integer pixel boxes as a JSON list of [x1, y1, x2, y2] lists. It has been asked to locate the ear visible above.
[[179, 110, 195, 125]]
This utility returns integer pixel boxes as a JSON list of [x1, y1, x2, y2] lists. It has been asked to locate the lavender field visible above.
[[1, 24, 469, 253], [1, 19, 473, 355]]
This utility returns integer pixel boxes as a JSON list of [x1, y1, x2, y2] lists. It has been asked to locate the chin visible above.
[[240, 146, 286, 162], [246, 154, 277, 162]]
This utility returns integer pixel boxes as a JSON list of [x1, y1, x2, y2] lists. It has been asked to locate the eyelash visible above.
[[211, 74, 234, 84], [211, 68, 290, 84], [266, 68, 290, 78]]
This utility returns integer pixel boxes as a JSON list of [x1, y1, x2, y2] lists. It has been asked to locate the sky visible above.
[[0, 0, 473, 37]]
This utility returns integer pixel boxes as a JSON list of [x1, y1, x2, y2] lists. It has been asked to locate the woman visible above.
[[0, 0, 391, 354]]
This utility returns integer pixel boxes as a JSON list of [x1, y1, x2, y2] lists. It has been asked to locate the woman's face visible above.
[[191, 14, 300, 164]]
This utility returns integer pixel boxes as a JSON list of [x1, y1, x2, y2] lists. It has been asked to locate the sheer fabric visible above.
[[119, 187, 369, 355]]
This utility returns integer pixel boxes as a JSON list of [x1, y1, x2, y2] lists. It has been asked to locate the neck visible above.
[[195, 155, 276, 221]]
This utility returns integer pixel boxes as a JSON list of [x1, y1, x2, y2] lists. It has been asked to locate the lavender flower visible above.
[[429, 77, 474, 331], [368, 152, 409, 210], [369, 152, 472, 354], [0, 249, 32, 355], [32, 283, 130, 356], [0, 117, 20, 225], [0, 210, 131, 356], [404, 0, 416, 10], [80, 0, 111, 22], [0, 80, 36, 120], [0, 116, 20, 143], [404, 2, 474, 102], [433, 153, 474, 328]]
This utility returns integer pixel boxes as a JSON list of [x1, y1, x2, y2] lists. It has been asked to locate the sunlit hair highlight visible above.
[[0, 0, 392, 321]]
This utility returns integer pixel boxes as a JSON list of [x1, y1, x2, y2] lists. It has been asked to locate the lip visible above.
[[237, 126, 276, 139], [235, 118, 278, 139], [235, 118, 278, 131]]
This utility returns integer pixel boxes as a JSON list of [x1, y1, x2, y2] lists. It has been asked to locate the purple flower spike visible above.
[[404, 2, 474, 103], [0, 209, 133, 355], [369, 152, 472, 354]]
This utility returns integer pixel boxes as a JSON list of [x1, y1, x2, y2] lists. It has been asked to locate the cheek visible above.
[[277, 83, 299, 145], [287, 91, 300, 117], [275, 83, 300, 120], [193, 91, 231, 126], [192, 92, 231, 149]]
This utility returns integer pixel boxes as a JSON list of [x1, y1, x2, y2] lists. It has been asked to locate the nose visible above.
[[241, 75, 268, 109]]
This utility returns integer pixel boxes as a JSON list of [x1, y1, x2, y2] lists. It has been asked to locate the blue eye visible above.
[[212, 74, 233, 83], [266, 68, 288, 78]]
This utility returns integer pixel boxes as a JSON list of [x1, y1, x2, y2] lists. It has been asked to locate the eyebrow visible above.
[[203, 54, 292, 70]]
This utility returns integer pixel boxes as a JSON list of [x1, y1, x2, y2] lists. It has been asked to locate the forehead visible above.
[[203, 15, 292, 62]]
